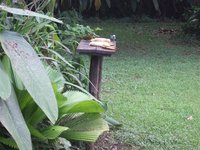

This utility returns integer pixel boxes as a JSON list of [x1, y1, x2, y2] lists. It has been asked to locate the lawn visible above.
[[85, 20, 200, 149]]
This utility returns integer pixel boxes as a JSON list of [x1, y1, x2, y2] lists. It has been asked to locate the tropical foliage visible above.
[[183, 6, 200, 37], [34, 0, 194, 18], [0, 4, 108, 150]]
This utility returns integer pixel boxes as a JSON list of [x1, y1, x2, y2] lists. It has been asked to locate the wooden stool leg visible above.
[[89, 55, 103, 99], [87, 56, 103, 150]]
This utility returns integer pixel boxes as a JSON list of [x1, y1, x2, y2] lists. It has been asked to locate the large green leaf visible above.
[[0, 136, 18, 149], [1, 55, 13, 83], [46, 66, 65, 92], [46, 0, 56, 14], [42, 126, 69, 140], [0, 62, 11, 100], [16, 90, 40, 125], [27, 107, 46, 126], [64, 81, 108, 110], [0, 5, 63, 24], [59, 91, 105, 115], [104, 115, 122, 127], [0, 31, 58, 123], [2, 55, 24, 90], [61, 113, 109, 142], [15, 90, 33, 111], [0, 88, 32, 150], [28, 124, 47, 141]]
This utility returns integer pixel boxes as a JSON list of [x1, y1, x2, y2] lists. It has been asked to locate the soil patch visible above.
[[94, 132, 140, 150]]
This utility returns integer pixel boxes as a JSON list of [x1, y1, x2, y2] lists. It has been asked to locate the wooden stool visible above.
[[77, 39, 117, 150], [77, 39, 116, 99]]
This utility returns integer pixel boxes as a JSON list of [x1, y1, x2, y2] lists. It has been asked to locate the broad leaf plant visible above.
[[0, 5, 108, 150]]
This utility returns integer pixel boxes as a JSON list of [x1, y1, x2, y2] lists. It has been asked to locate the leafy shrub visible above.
[[183, 7, 200, 37], [36, 0, 192, 18], [0, 2, 98, 89], [0, 5, 109, 150]]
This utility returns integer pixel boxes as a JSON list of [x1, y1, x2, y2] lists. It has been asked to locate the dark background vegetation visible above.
[[53, 0, 199, 19], [84, 0, 191, 19], [24, 0, 198, 19], [53, 0, 200, 37], [33, 0, 200, 38]]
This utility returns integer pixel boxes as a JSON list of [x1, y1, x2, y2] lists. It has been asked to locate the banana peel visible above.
[[89, 38, 115, 50]]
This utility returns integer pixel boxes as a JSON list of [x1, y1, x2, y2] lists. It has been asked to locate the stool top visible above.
[[77, 40, 117, 56]]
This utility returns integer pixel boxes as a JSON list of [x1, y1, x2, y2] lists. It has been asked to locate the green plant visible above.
[[183, 6, 200, 37], [1, 2, 99, 89], [0, 5, 109, 150], [23, 0, 193, 18]]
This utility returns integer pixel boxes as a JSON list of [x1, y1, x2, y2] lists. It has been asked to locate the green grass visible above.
[[86, 20, 200, 149]]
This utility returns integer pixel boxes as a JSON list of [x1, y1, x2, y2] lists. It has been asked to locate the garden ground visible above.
[[85, 19, 200, 150]]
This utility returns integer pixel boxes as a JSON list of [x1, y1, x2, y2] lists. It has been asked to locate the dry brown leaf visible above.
[[95, 0, 101, 10]]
